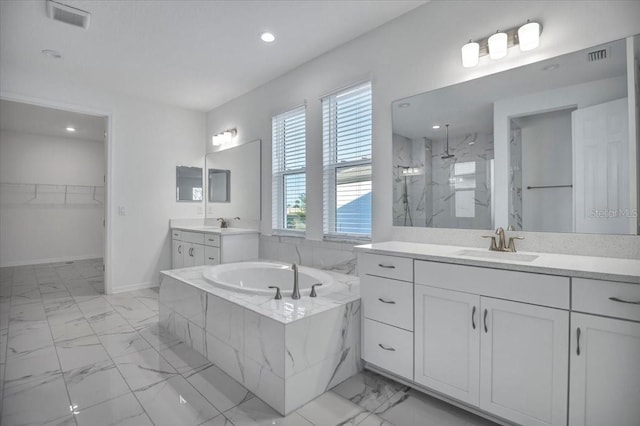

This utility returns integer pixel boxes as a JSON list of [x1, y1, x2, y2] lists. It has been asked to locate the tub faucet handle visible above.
[[268, 286, 282, 300], [310, 283, 323, 298]]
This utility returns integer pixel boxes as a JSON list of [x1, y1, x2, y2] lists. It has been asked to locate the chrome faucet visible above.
[[217, 217, 228, 228], [482, 227, 524, 252], [291, 263, 301, 300]]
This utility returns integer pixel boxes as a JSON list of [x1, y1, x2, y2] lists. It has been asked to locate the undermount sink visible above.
[[456, 249, 539, 262]]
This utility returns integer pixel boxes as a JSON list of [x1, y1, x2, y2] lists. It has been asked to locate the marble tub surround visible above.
[[259, 234, 358, 275], [159, 264, 362, 415], [356, 241, 640, 283]]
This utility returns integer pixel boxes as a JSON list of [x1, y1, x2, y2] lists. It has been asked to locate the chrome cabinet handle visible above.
[[378, 343, 396, 351], [178, 245, 182, 254], [472, 306, 476, 330], [189, 248, 194, 257], [483, 309, 488, 333], [208, 257, 215, 260], [378, 298, 396, 304], [609, 297, 640, 305], [377, 264, 395, 269], [267, 286, 282, 300], [576, 327, 581, 356]]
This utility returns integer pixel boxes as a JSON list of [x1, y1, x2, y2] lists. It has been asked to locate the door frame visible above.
[[0, 91, 114, 294]]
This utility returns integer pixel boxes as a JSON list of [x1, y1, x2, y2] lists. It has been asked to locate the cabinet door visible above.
[[190, 243, 205, 267], [172, 240, 184, 269], [569, 313, 640, 426], [414, 285, 480, 406], [480, 297, 569, 426]]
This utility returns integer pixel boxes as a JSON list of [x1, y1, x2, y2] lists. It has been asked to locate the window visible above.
[[322, 82, 372, 239], [272, 105, 306, 232]]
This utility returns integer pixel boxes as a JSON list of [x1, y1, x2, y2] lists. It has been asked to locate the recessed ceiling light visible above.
[[66, 127, 76, 132], [543, 63, 560, 71], [398, 102, 411, 108], [42, 49, 62, 59], [260, 32, 275, 43], [432, 125, 441, 129]]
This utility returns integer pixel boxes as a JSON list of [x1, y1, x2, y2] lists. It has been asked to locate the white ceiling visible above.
[[0, 99, 106, 142], [0, 0, 426, 112]]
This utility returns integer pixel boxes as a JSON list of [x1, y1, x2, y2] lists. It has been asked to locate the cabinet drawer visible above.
[[181, 231, 205, 245], [363, 318, 413, 380], [204, 233, 221, 247], [573, 278, 640, 322], [204, 246, 221, 265], [362, 275, 413, 331], [359, 253, 413, 282], [415, 260, 570, 309], [172, 230, 182, 240]]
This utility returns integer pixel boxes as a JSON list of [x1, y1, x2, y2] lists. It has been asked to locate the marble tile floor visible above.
[[0, 259, 497, 426]]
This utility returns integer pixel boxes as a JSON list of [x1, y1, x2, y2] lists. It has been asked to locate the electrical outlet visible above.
[[197, 206, 203, 215], [118, 206, 126, 216]]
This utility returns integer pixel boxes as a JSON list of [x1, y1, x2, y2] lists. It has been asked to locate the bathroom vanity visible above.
[[357, 242, 640, 426], [171, 226, 258, 268]]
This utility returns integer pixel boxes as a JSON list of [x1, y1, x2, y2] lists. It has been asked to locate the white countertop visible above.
[[171, 225, 259, 236], [356, 241, 640, 284], [160, 261, 360, 324]]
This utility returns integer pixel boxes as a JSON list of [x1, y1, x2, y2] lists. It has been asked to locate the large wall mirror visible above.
[[176, 166, 203, 202], [392, 35, 639, 235], [205, 139, 261, 227]]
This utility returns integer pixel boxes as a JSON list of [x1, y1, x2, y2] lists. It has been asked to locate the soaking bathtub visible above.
[[159, 261, 361, 415]]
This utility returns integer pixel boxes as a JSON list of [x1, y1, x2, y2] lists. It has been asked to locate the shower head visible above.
[[441, 124, 455, 160]]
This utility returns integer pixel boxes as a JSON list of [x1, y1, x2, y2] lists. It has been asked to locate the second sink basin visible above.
[[456, 249, 539, 262]]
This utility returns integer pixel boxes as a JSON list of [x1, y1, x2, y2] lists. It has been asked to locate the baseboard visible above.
[[0, 254, 103, 268], [109, 281, 159, 295]]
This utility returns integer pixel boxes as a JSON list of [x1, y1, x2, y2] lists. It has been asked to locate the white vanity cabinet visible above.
[[171, 228, 258, 268], [569, 278, 640, 426], [414, 260, 569, 426], [359, 253, 414, 380]]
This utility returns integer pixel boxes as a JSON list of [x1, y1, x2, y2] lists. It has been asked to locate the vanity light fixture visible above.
[[461, 20, 542, 67], [488, 31, 508, 59], [461, 41, 480, 67], [211, 128, 237, 146]]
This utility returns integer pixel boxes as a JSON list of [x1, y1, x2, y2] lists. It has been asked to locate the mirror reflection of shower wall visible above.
[[393, 130, 494, 229]]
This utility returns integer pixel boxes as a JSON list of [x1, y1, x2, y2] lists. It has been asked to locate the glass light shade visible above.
[[488, 31, 508, 59], [518, 21, 540, 51], [461, 41, 480, 67]]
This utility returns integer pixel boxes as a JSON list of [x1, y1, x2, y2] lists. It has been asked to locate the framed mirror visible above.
[[392, 35, 639, 235], [176, 166, 203, 202], [208, 169, 230, 202], [205, 139, 261, 225]]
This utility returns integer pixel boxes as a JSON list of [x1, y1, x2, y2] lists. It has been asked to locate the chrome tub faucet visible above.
[[291, 263, 301, 300]]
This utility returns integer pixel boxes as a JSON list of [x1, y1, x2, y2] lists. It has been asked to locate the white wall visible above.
[[0, 130, 104, 265], [0, 89, 205, 293], [206, 1, 640, 259], [519, 111, 573, 233]]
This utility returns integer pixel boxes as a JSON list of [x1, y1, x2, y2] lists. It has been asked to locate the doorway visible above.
[[0, 97, 111, 294]]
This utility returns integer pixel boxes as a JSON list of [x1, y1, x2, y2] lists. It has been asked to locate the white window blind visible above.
[[322, 82, 372, 239], [272, 106, 306, 232]]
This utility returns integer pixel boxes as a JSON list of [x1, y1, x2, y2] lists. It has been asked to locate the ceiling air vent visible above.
[[46, 0, 91, 29], [587, 47, 609, 62]]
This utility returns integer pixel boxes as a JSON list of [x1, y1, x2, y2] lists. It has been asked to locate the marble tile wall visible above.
[[258, 235, 358, 275], [392, 134, 431, 227], [159, 275, 362, 415], [509, 127, 523, 230]]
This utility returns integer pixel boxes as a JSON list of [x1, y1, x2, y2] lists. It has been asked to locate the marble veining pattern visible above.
[[1, 259, 497, 426]]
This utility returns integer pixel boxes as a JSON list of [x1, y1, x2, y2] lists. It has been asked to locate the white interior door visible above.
[[573, 98, 631, 234], [414, 285, 480, 406], [569, 313, 640, 426]]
